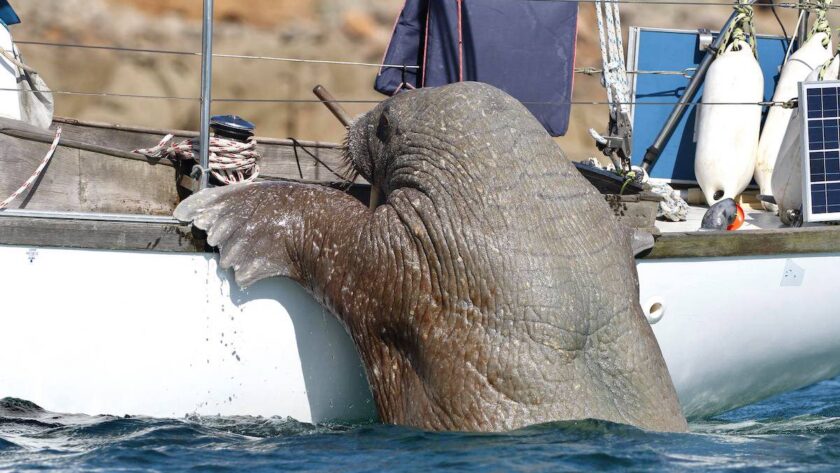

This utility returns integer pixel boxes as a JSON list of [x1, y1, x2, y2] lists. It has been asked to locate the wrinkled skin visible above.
[[175, 82, 687, 433]]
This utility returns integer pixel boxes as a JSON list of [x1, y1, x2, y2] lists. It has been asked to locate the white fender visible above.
[[756, 33, 832, 211], [695, 41, 764, 205], [773, 56, 840, 223]]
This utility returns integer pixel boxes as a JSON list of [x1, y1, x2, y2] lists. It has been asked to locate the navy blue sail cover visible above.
[[375, 0, 579, 137], [0, 1, 20, 26], [375, 0, 429, 95]]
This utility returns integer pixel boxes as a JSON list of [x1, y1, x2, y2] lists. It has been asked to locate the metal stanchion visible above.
[[198, 0, 215, 190]]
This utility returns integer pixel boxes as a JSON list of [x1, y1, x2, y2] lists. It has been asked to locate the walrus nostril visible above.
[[713, 190, 724, 201]]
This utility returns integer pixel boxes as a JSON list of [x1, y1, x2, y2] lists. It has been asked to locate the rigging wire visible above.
[[0, 86, 798, 107], [536, 0, 837, 8], [10, 0, 811, 76], [8, 0, 818, 109], [13, 40, 695, 77], [14, 40, 421, 70]]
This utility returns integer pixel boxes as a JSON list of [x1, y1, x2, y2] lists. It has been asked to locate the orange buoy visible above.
[[727, 204, 745, 231]]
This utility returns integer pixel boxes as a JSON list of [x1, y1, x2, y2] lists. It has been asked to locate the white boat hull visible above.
[[639, 254, 840, 418], [0, 246, 375, 423], [1, 245, 839, 422]]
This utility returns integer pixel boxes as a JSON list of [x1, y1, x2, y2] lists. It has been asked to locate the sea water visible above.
[[1, 377, 839, 472]]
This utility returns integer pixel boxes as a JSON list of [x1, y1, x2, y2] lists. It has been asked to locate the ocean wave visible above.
[[0, 436, 21, 451], [1, 376, 839, 472], [694, 415, 840, 436]]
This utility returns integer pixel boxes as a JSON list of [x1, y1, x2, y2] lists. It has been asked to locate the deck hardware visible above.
[[210, 115, 255, 142], [592, 0, 633, 174], [698, 29, 713, 52]]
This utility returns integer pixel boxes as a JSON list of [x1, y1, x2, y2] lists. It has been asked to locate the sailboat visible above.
[[1, 0, 839, 423]]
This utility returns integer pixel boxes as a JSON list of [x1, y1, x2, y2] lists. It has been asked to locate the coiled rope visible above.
[[814, 1, 840, 80], [811, 0, 840, 80], [818, 35, 840, 80], [719, 1, 758, 58], [810, 0, 833, 46], [0, 127, 62, 210], [134, 135, 261, 185]]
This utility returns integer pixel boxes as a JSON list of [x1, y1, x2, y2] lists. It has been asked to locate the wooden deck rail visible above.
[[2, 214, 840, 259]]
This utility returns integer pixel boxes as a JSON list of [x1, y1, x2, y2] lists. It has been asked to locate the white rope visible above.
[[718, 1, 757, 58], [809, 0, 833, 46], [595, 0, 631, 119], [0, 48, 36, 74], [0, 127, 62, 210], [784, 11, 806, 63], [607, 0, 631, 115], [594, 1, 614, 109], [135, 135, 261, 185]]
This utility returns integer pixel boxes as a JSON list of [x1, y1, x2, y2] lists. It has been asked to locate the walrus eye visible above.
[[376, 110, 392, 144]]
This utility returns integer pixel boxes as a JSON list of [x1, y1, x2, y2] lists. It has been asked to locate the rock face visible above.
[[10, 1, 791, 159]]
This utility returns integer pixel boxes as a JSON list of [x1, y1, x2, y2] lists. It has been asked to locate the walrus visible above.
[[175, 82, 687, 433]]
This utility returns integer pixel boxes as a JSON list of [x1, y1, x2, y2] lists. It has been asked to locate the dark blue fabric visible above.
[[0, 1, 20, 26], [374, 0, 428, 95], [376, 0, 579, 137]]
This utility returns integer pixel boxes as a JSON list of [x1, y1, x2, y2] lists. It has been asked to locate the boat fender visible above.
[[694, 39, 764, 206], [755, 31, 833, 211], [772, 55, 840, 224]]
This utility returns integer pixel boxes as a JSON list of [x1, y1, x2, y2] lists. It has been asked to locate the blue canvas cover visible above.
[[375, 0, 579, 137], [374, 0, 428, 94], [0, 1, 20, 26], [629, 29, 788, 182]]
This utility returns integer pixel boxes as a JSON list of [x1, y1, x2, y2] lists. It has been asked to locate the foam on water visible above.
[[2, 378, 840, 472]]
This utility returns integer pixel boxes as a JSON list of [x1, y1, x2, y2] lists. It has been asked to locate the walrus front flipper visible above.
[[175, 181, 370, 289], [630, 229, 655, 256]]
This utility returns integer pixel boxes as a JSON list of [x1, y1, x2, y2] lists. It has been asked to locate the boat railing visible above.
[[0, 0, 826, 224]]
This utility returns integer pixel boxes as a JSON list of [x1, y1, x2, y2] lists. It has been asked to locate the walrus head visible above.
[[176, 82, 687, 433]]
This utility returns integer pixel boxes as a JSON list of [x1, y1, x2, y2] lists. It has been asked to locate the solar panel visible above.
[[800, 80, 840, 222]]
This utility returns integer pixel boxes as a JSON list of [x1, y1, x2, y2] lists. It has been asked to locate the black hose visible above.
[[770, 2, 790, 49]]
